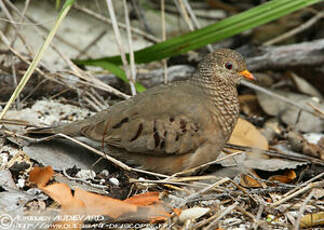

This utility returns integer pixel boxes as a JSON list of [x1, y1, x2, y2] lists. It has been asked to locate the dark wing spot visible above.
[[175, 133, 180, 141], [160, 140, 165, 150], [130, 123, 143, 142], [153, 120, 160, 148], [169, 117, 175, 122], [112, 117, 129, 129], [194, 123, 199, 132], [180, 119, 187, 133]]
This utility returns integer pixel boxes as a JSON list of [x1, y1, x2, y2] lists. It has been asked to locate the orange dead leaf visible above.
[[74, 188, 138, 219], [28, 167, 171, 224], [269, 170, 296, 183], [124, 192, 160, 206], [43, 183, 86, 211], [173, 208, 182, 216], [150, 215, 169, 223], [240, 174, 262, 188], [29, 166, 54, 187]]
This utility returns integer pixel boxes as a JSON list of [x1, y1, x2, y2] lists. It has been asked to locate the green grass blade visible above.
[[93, 60, 146, 92], [0, 0, 75, 119], [74, 0, 322, 66]]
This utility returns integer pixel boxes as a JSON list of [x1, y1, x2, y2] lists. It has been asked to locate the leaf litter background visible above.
[[0, 0, 323, 229]]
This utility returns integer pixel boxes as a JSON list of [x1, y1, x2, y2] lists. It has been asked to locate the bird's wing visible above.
[[80, 82, 217, 156]]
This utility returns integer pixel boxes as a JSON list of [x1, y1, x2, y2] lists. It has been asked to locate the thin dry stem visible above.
[[123, 0, 137, 95], [106, 0, 136, 96], [264, 12, 324, 46], [73, 4, 160, 43]]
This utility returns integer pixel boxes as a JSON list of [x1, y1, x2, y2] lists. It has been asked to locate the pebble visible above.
[[109, 177, 119, 186]]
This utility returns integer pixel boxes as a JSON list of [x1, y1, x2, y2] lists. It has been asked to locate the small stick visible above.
[[264, 12, 324, 46], [174, 0, 194, 30], [272, 181, 324, 207], [182, 0, 213, 52], [172, 151, 244, 177], [294, 189, 315, 230], [281, 172, 324, 199], [204, 202, 239, 230], [0, 0, 33, 56], [241, 80, 316, 116], [75, 30, 107, 59], [253, 204, 264, 230], [62, 168, 108, 189], [129, 178, 205, 188], [161, 0, 168, 84], [73, 4, 160, 43], [106, 0, 136, 96], [130, 0, 152, 34], [123, 0, 137, 96]]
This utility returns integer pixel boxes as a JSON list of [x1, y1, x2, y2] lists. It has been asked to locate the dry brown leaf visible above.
[[124, 192, 160, 206], [269, 170, 296, 183], [240, 174, 262, 188], [74, 188, 138, 219], [229, 118, 268, 150], [29, 166, 54, 188], [28, 168, 171, 223], [300, 211, 324, 228]]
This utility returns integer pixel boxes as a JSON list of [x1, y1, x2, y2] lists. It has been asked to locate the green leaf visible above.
[[89, 60, 146, 92], [74, 0, 322, 66]]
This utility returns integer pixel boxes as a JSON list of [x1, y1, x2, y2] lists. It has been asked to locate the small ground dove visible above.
[[29, 49, 254, 174]]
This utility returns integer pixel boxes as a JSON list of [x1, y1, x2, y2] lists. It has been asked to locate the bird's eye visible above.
[[225, 62, 233, 70]]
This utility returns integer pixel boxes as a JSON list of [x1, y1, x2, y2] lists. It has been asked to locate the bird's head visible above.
[[198, 48, 255, 86]]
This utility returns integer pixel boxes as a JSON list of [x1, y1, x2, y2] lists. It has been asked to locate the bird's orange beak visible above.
[[239, 70, 255, 81]]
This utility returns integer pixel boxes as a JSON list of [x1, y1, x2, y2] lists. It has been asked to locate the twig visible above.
[[172, 151, 244, 176], [10, 130, 168, 178], [3, 0, 88, 57], [130, 0, 152, 34], [281, 171, 324, 199], [9, 0, 30, 49], [129, 178, 206, 188], [225, 143, 322, 163], [178, 177, 230, 207], [0, 0, 33, 56], [10, 55, 20, 109], [62, 168, 108, 189], [161, 0, 168, 84], [0, 2, 73, 120], [247, 39, 324, 71], [294, 189, 315, 230], [264, 12, 324, 46], [75, 30, 107, 59], [90, 87, 109, 108], [182, 0, 213, 52], [307, 102, 324, 118], [272, 181, 324, 207], [235, 205, 256, 223], [83, 92, 102, 112], [241, 80, 318, 117], [52, 45, 130, 99], [123, 0, 137, 96], [204, 202, 239, 230], [106, 0, 136, 96], [174, 0, 194, 30], [73, 4, 160, 43], [253, 203, 264, 230], [0, 31, 68, 90]]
